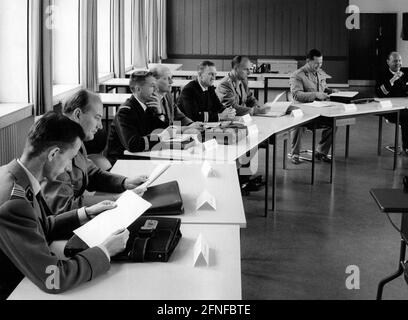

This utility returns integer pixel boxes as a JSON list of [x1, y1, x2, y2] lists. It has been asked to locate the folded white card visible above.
[[74, 191, 152, 247], [379, 100, 393, 109], [196, 190, 216, 210], [201, 161, 214, 177], [291, 109, 304, 118], [342, 104, 357, 112], [193, 234, 210, 267], [247, 124, 259, 136], [241, 114, 252, 124], [203, 139, 218, 151]]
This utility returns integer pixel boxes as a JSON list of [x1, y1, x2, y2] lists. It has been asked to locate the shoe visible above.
[[291, 154, 302, 165], [245, 176, 265, 192], [315, 152, 331, 163]]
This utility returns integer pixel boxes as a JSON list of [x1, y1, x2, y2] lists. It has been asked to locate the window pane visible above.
[[124, 0, 132, 68], [98, 0, 111, 75], [0, 0, 28, 102], [52, 0, 79, 85]]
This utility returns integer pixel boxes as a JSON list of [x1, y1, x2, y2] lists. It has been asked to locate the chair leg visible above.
[[378, 116, 383, 156]]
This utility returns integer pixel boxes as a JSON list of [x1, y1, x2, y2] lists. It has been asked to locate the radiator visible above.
[[0, 117, 34, 166]]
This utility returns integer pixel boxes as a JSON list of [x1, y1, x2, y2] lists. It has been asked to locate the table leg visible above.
[[312, 123, 316, 185], [254, 89, 259, 100], [378, 116, 383, 156], [105, 106, 109, 129], [345, 125, 350, 159], [330, 119, 336, 184], [283, 137, 287, 170], [394, 111, 400, 171], [264, 78, 268, 104], [264, 137, 270, 217], [272, 135, 277, 212]]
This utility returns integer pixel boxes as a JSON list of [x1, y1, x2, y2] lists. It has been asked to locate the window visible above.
[[98, 0, 111, 78], [52, 0, 80, 85], [124, 0, 133, 70], [0, 0, 29, 103]]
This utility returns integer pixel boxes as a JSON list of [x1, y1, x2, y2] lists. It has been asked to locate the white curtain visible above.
[[29, 0, 53, 115], [131, 0, 148, 68], [80, 0, 99, 91], [111, 0, 125, 77]]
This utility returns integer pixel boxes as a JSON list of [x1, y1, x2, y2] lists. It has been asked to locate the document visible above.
[[329, 91, 359, 98], [137, 163, 171, 190], [261, 102, 292, 117], [302, 101, 336, 108], [74, 191, 152, 247]]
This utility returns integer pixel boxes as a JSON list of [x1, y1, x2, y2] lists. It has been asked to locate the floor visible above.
[[240, 115, 408, 300]]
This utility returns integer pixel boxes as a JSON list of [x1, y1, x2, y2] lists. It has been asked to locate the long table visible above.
[[112, 161, 246, 227], [298, 98, 408, 183], [8, 224, 242, 300], [124, 115, 320, 215]]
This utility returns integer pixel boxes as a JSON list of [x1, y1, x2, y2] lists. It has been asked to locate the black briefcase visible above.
[[64, 217, 182, 262], [142, 181, 184, 216]]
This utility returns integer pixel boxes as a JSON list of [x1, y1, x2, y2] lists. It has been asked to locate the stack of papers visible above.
[[302, 101, 336, 108], [329, 91, 359, 98]]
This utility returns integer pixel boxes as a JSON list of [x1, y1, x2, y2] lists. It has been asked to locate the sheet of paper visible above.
[[262, 102, 292, 117], [74, 191, 152, 247], [193, 234, 210, 267], [204, 122, 221, 129], [379, 100, 393, 109], [342, 104, 358, 112], [302, 101, 336, 108], [291, 109, 304, 118], [270, 91, 286, 104], [137, 163, 171, 189], [196, 190, 216, 210], [329, 91, 359, 98]]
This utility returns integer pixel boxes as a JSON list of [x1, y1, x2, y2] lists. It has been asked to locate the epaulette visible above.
[[10, 182, 27, 200]]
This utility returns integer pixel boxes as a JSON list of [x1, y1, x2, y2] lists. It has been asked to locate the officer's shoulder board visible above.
[[10, 182, 28, 201]]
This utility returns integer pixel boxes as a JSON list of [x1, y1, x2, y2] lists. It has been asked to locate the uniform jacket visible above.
[[290, 64, 333, 103], [0, 160, 110, 299], [42, 144, 127, 215], [161, 93, 193, 126], [177, 79, 225, 122], [216, 73, 259, 116], [105, 95, 167, 164], [376, 68, 408, 98]]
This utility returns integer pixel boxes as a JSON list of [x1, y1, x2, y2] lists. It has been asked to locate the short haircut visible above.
[[198, 60, 215, 74], [129, 70, 154, 93], [150, 65, 168, 79], [26, 111, 85, 158], [63, 89, 101, 114], [306, 49, 322, 60], [231, 56, 250, 69]]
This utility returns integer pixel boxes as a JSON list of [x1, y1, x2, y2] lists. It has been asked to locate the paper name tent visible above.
[[193, 234, 210, 267], [74, 191, 152, 247]]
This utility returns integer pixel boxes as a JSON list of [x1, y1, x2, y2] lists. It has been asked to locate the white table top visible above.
[[102, 78, 264, 90], [112, 160, 246, 227], [9, 224, 241, 300], [99, 93, 131, 106], [298, 98, 408, 118], [126, 64, 184, 75], [0, 103, 34, 129], [126, 115, 318, 161]]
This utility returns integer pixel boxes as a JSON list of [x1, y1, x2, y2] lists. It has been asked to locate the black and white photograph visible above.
[[1, 0, 408, 308]]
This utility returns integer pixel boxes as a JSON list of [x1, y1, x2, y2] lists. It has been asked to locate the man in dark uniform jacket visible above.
[[42, 90, 147, 215], [0, 112, 129, 299], [376, 51, 408, 153], [177, 60, 236, 122], [105, 71, 168, 164]]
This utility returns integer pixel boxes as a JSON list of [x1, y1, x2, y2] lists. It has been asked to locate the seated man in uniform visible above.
[[376, 51, 408, 154], [105, 71, 168, 165], [42, 89, 148, 215], [289, 49, 337, 164], [177, 60, 236, 122], [216, 56, 265, 116], [0, 112, 129, 299], [149, 65, 203, 130]]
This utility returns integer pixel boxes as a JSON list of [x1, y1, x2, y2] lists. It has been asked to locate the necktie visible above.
[[36, 192, 54, 217], [316, 73, 320, 92]]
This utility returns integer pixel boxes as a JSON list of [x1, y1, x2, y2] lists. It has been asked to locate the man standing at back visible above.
[[178, 60, 236, 122], [289, 49, 336, 164]]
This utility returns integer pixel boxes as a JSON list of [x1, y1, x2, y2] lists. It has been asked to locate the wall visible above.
[[350, 0, 408, 63], [165, 0, 350, 82]]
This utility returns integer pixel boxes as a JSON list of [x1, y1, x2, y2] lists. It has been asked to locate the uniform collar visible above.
[[16, 159, 41, 196], [197, 79, 208, 92], [134, 95, 148, 112]]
